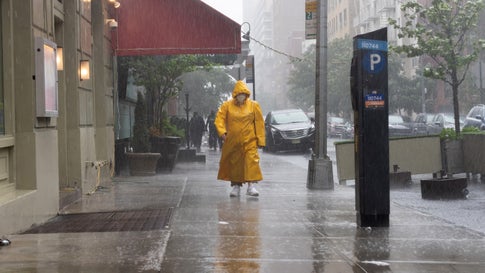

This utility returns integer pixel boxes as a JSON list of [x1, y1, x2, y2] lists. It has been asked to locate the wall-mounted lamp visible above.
[[241, 22, 251, 41], [106, 19, 118, 28], [56, 47, 64, 71], [109, 0, 121, 8], [80, 60, 90, 81]]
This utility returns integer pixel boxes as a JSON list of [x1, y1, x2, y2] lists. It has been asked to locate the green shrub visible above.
[[132, 92, 151, 153], [440, 126, 485, 140], [161, 119, 185, 138], [462, 126, 482, 134], [439, 128, 458, 140], [148, 113, 185, 138]]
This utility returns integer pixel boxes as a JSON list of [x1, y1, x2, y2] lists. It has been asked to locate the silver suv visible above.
[[463, 104, 485, 130]]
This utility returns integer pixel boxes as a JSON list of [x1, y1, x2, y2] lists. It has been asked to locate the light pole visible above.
[[480, 61, 484, 104], [184, 93, 190, 149], [422, 88, 427, 114], [241, 22, 256, 101], [307, 0, 334, 189]]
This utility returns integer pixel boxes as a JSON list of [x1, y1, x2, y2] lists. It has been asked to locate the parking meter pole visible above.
[[307, 0, 334, 190], [351, 28, 390, 227]]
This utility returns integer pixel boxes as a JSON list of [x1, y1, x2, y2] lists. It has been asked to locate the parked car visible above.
[[389, 115, 413, 137], [328, 116, 353, 138], [411, 113, 441, 135], [463, 104, 485, 130], [264, 109, 315, 152], [430, 113, 464, 132]]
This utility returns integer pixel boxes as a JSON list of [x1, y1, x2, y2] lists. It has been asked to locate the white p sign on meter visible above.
[[363, 52, 385, 73], [357, 39, 388, 74], [370, 54, 381, 71]]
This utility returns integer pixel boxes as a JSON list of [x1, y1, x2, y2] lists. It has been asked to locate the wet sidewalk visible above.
[[1, 148, 485, 272]]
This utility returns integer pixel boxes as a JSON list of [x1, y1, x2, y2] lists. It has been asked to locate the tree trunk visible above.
[[452, 69, 461, 135]]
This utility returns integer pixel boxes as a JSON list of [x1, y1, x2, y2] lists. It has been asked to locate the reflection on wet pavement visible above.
[[215, 200, 261, 272], [0, 147, 484, 272]]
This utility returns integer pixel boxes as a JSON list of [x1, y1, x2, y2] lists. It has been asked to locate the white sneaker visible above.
[[247, 183, 259, 196], [230, 185, 241, 197]]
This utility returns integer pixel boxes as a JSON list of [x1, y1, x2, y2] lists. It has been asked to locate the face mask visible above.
[[236, 94, 246, 103]]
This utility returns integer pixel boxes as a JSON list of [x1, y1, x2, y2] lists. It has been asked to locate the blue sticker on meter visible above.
[[365, 92, 385, 108]]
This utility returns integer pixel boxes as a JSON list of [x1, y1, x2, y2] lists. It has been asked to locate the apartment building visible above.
[[0, 0, 116, 234]]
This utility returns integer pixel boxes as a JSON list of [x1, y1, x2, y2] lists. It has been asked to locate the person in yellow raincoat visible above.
[[215, 80, 265, 197]]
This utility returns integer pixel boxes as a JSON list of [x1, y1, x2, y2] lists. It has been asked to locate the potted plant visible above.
[[128, 55, 207, 171], [149, 113, 184, 172], [127, 92, 161, 176]]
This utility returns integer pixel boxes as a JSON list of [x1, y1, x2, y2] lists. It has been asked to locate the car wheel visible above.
[[300, 146, 309, 153], [264, 139, 274, 153]]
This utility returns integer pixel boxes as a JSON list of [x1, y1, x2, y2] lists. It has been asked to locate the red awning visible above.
[[113, 0, 241, 56]]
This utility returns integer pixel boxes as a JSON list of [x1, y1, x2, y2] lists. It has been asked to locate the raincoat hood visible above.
[[232, 81, 251, 98]]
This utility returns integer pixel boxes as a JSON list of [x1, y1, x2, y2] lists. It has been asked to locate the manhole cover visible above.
[[22, 208, 173, 234]]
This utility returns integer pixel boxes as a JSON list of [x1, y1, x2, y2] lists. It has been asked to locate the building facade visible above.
[[0, 0, 116, 234], [328, 0, 358, 40], [243, 0, 307, 112]]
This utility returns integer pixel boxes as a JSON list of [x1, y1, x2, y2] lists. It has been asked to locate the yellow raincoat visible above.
[[215, 81, 266, 183]]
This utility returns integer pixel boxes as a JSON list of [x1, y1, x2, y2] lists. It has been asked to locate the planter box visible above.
[[389, 171, 412, 188], [127, 153, 161, 176], [334, 136, 442, 184], [441, 139, 464, 175], [462, 134, 485, 174], [420, 177, 468, 199], [150, 136, 181, 172]]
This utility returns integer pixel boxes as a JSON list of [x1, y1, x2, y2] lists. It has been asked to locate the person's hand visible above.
[[221, 133, 227, 141]]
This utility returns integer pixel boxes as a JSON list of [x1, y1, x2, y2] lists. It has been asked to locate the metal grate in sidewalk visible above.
[[21, 208, 173, 234]]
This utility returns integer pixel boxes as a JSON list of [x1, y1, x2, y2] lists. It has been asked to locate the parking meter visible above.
[[350, 28, 389, 227]]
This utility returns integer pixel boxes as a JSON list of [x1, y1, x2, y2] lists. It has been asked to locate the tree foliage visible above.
[[288, 38, 426, 118], [287, 45, 316, 112], [129, 55, 211, 130], [132, 92, 151, 152], [180, 68, 235, 117], [287, 38, 354, 117], [387, 53, 420, 115], [327, 37, 352, 118], [389, 0, 485, 134]]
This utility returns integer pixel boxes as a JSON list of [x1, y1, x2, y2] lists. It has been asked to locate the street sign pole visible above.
[[307, 0, 334, 190], [246, 55, 255, 100]]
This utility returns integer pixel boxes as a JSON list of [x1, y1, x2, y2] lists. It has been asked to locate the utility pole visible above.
[[422, 88, 427, 114], [307, 0, 334, 189], [480, 62, 484, 104]]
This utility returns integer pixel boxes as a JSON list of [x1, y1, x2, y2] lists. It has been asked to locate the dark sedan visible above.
[[431, 113, 464, 132], [463, 104, 485, 130], [411, 113, 437, 135], [328, 116, 353, 139], [264, 109, 315, 152], [389, 115, 413, 137]]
